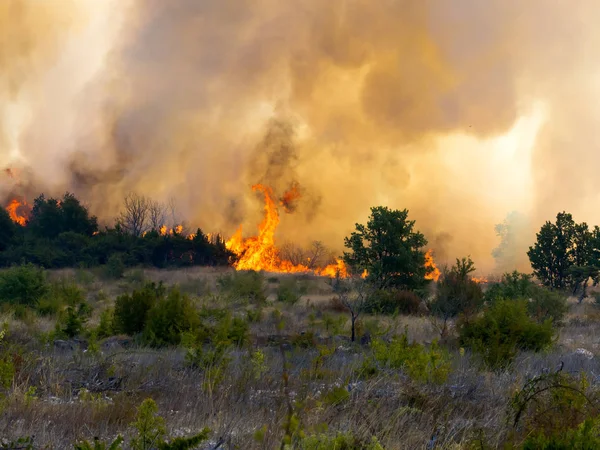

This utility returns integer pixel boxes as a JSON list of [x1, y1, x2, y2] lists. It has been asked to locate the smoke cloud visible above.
[[3, 0, 600, 274]]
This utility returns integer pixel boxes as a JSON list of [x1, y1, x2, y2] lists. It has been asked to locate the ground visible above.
[[0, 267, 599, 448]]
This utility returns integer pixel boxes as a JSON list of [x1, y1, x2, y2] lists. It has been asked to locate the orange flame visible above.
[[424, 249, 441, 282], [471, 276, 489, 284], [6, 199, 29, 226], [158, 224, 185, 236], [226, 184, 348, 277]]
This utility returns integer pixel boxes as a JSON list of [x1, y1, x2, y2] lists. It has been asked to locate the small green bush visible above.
[[143, 288, 200, 347], [104, 254, 125, 279], [298, 432, 384, 450], [521, 418, 600, 449], [512, 372, 599, 449], [363, 289, 422, 315], [371, 332, 451, 384], [96, 309, 114, 338], [56, 302, 91, 338], [485, 271, 567, 325], [527, 286, 568, 325], [0, 264, 48, 307], [276, 278, 306, 305], [459, 299, 554, 369], [484, 271, 534, 303], [37, 279, 85, 316], [73, 435, 124, 450], [428, 258, 483, 329], [217, 270, 266, 304], [113, 282, 165, 336]]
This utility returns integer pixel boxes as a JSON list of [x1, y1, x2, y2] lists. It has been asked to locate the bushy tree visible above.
[[428, 257, 483, 337], [0, 208, 17, 251], [343, 206, 430, 290], [27, 193, 98, 239], [527, 212, 600, 297]]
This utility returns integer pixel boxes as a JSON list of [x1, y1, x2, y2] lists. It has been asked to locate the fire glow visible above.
[[6, 199, 29, 226], [225, 184, 348, 278]]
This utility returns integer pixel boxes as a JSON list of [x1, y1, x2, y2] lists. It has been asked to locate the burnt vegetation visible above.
[[1, 195, 600, 448]]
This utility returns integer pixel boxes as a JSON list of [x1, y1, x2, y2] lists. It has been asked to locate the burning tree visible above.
[[342, 206, 432, 290]]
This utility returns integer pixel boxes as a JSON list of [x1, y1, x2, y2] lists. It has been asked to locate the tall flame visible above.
[[6, 199, 29, 226], [226, 184, 347, 277], [424, 249, 441, 282]]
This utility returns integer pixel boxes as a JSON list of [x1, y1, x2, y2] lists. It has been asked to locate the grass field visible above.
[[0, 267, 598, 449]]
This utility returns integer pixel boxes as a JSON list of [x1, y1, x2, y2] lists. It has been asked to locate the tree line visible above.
[[0, 192, 233, 269]]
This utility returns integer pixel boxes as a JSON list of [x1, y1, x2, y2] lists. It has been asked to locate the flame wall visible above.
[[3, 1, 600, 273]]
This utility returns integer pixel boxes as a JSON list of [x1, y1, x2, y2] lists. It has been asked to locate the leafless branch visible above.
[[118, 192, 149, 237]]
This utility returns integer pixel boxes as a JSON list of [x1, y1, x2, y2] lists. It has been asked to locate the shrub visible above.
[[527, 286, 568, 325], [276, 278, 306, 305], [299, 433, 384, 450], [217, 270, 266, 304], [73, 436, 124, 450], [363, 289, 422, 315], [131, 398, 165, 450], [57, 302, 91, 338], [484, 271, 534, 303], [113, 282, 165, 336], [143, 289, 200, 347], [428, 258, 483, 336], [96, 309, 114, 338], [512, 372, 600, 448], [104, 254, 125, 279], [459, 299, 554, 369], [37, 279, 85, 316], [486, 271, 568, 325], [371, 332, 451, 384], [0, 264, 48, 307]]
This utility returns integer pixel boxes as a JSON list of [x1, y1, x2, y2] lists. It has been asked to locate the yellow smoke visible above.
[[4, 1, 600, 273]]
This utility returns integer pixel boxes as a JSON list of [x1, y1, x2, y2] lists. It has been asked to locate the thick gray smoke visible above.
[[3, 0, 600, 274]]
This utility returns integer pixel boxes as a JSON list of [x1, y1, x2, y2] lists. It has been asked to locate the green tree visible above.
[[428, 257, 483, 337], [131, 398, 166, 450], [27, 192, 98, 239], [343, 206, 429, 290], [0, 208, 17, 251], [527, 212, 594, 292]]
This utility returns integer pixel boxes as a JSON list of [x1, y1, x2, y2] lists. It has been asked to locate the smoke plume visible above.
[[3, 0, 600, 273]]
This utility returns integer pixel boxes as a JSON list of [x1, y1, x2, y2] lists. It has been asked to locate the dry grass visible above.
[[1, 269, 599, 448]]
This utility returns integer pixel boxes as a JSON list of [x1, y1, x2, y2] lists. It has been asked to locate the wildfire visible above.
[[424, 249, 441, 282], [279, 182, 301, 213], [6, 199, 29, 226], [226, 184, 348, 277], [471, 276, 489, 284], [158, 224, 185, 236]]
